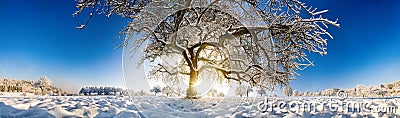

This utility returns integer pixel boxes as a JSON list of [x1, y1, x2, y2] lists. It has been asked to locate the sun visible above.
[[198, 68, 231, 97]]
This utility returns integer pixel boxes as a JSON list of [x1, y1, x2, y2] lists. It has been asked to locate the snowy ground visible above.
[[1, 95, 400, 118]]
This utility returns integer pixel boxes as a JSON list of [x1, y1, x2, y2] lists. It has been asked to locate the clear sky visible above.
[[291, 0, 400, 92], [0, 0, 399, 93], [0, 0, 130, 92]]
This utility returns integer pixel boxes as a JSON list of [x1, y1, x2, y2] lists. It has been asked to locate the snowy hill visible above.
[[0, 96, 399, 117]]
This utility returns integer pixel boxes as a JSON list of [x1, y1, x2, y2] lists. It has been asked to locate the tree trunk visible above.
[[186, 70, 199, 99]]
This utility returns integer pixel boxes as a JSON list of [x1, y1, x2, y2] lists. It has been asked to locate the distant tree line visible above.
[[292, 81, 400, 98], [149, 86, 186, 97], [0, 76, 67, 96], [0, 85, 23, 92], [79, 86, 128, 96]]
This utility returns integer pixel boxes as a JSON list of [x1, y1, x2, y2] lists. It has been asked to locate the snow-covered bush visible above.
[[356, 85, 367, 97], [162, 86, 174, 96], [135, 89, 149, 96], [35, 76, 52, 87], [284, 86, 293, 96], [207, 89, 218, 97]]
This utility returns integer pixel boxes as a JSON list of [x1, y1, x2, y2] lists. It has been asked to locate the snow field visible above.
[[0, 96, 400, 118]]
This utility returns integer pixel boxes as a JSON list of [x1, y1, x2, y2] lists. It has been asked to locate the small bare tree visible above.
[[75, 0, 339, 98], [257, 88, 266, 96], [207, 89, 218, 97], [245, 86, 253, 97], [150, 86, 161, 96], [162, 86, 174, 96]]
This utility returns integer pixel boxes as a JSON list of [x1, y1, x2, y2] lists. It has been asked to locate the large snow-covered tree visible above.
[[75, 0, 339, 98]]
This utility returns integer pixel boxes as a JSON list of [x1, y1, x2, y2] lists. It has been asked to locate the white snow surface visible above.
[[0, 95, 400, 118]]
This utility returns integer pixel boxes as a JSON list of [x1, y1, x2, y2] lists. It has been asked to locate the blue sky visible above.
[[291, 0, 400, 92], [0, 0, 129, 92], [0, 0, 399, 93]]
